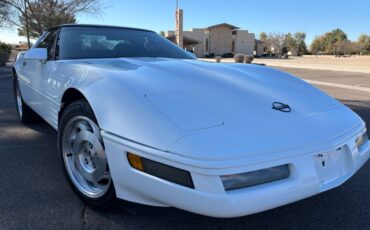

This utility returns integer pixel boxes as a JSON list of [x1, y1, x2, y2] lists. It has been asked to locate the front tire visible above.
[[13, 74, 40, 123], [58, 99, 116, 208]]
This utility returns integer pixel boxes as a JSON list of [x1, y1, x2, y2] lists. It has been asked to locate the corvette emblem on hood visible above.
[[272, 102, 291, 112]]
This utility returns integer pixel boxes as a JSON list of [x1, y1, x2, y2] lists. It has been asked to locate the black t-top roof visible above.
[[48, 24, 154, 33]]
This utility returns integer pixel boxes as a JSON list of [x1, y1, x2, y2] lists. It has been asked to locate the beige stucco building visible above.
[[166, 23, 255, 58]]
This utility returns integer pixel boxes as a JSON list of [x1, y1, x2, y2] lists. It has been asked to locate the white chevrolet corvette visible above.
[[13, 24, 370, 217]]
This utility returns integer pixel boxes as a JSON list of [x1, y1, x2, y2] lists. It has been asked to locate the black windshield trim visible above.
[[48, 24, 154, 33]]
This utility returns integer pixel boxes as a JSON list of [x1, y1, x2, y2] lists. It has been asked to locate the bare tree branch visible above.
[[1, 0, 104, 40]]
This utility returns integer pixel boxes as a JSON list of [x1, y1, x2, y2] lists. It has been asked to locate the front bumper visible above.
[[101, 129, 370, 218]]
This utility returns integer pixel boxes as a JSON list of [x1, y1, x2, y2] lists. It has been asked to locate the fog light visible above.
[[221, 164, 290, 191], [127, 153, 194, 189]]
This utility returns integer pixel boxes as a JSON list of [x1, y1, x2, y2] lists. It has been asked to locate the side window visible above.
[[36, 29, 58, 59]]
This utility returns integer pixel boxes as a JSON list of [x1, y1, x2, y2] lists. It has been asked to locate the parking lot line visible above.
[[304, 79, 370, 93]]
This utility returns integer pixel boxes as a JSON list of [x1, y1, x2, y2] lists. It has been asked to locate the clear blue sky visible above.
[[1, 0, 370, 45]]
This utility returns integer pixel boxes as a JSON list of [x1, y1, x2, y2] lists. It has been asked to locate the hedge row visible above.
[[0, 42, 12, 66]]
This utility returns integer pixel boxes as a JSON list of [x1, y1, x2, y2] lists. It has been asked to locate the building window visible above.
[[231, 39, 236, 53], [205, 38, 209, 53]]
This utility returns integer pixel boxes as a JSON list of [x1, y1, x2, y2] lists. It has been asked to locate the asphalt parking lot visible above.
[[0, 65, 370, 230]]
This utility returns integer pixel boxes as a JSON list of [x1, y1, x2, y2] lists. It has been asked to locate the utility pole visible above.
[[24, 0, 31, 48]]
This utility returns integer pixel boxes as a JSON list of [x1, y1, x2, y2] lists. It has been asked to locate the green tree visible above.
[[294, 32, 307, 56], [311, 29, 349, 55], [357, 34, 370, 54], [283, 33, 296, 54], [332, 29, 347, 41], [311, 36, 325, 56], [259, 32, 267, 41], [322, 29, 348, 54], [283, 32, 307, 56]]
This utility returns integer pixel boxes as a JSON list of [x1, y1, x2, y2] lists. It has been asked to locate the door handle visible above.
[[23, 61, 27, 66]]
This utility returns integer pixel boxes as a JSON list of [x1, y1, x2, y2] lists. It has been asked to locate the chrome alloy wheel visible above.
[[62, 116, 111, 198], [15, 82, 23, 119]]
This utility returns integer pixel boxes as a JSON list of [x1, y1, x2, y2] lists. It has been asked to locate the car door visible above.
[[21, 28, 59, 127], [16, 33, 48, 108]]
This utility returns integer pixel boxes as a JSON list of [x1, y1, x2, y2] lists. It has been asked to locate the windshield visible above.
[[56, 27, 194, 60]]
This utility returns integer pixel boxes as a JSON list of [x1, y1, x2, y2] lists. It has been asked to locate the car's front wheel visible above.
[[58, 99, 116, 208], [13, 74, 40, 123]]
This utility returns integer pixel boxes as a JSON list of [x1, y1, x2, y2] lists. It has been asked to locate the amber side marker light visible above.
[[127, 152, 144, 171], [126, 152, 194, 189]]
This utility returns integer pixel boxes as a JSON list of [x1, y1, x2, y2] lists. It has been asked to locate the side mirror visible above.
[[24, 48, 48, 63]]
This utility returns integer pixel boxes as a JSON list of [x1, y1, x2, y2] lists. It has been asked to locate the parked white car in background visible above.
[[12, 24, 370, 217]]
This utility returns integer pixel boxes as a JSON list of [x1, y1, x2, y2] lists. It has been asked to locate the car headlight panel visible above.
[[221, 165, 290, 191], [356, 133, 369, 150]]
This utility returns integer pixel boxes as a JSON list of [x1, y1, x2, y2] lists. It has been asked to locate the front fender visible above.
[[79, 76, 185, 151]]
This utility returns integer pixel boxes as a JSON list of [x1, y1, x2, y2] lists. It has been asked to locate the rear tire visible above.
[[58, 99, 116, 208], [13, 73, 40, 124]]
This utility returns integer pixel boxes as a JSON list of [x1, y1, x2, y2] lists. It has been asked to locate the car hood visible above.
[[93, 57, 341, 123], [79, 58, 363, 160]]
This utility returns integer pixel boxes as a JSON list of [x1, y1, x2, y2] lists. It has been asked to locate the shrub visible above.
[[205, 53, 215, 58], [0, 42, 12, 54], [244, 55, 254, 64], [0, 41, 12, 66], [222, 53, 234, 58], [234, 54, 245, 63], [0, 50, 9, 66]]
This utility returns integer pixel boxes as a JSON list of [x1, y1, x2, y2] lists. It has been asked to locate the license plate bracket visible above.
[[315, 148, 349, 185]]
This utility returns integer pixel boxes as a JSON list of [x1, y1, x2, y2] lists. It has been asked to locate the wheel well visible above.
[[59, 88, 87, 119]]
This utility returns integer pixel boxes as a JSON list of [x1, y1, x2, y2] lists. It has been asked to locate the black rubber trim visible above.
[[129, 154, 194, 189]]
